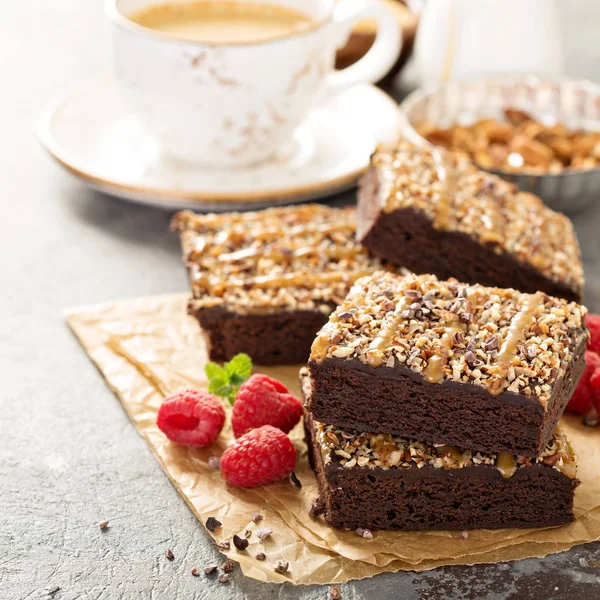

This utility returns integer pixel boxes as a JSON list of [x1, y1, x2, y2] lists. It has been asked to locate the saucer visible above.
[[38, 74, 400, 211]]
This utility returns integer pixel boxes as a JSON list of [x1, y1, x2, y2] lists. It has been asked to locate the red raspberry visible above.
[[157, 389, 225, 447], [220, 425, 297, 488], [590, 366, 600, 408], [586, 314, 600, 354], [567, 351, 600, 414], [231, 374, 303, 438]]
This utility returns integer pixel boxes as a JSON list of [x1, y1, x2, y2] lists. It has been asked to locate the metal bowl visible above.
[[398, 75, 600, 215]]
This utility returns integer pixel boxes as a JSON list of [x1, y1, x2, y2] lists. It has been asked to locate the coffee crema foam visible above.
[[129, 1, 314, 43]]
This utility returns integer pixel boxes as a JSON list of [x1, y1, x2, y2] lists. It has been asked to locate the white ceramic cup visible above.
[[106, 0, 402, 167]]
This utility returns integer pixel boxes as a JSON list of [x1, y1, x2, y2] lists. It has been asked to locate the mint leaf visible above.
[[205, 353, 253, 405], [205, 362, 226, 381], [225, 353, 252, 381]]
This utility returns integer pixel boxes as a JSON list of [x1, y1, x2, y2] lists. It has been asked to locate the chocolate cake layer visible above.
[[301, 379, 579, 531], [308, 272, 588, 456], [172, 205, 396, 365], [357, 141, 584, 302]]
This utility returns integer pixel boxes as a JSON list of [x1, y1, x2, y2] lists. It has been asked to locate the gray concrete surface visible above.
[[2, 1, 600, 599]]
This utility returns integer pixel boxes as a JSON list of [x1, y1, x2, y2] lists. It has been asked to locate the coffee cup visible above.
[[105, 0, 402, 167]]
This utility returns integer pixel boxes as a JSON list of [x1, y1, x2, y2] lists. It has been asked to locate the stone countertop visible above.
[[2, 1, 600, 599]]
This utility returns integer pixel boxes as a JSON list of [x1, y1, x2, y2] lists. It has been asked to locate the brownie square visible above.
[[307, 271, 588, 456], [302, 371, 579, 531], [357, 141, 584, 302], [171, 205, 393, 365]]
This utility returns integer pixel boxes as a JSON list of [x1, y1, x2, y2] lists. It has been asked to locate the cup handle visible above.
[[326, 0, 403, 93]]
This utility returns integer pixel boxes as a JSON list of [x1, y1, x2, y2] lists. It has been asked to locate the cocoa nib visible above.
[[233, 534, 249, 551], [205, 516, 222, 532], [274, 560, 289, 574]]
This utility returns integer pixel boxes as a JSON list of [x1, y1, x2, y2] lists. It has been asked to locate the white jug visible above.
[[414, 0, 564, 85]]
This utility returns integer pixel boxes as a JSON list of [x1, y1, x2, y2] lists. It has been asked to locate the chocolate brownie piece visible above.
[[171, 205, 394, 365], [307, 271, 588, 456], [357, 141, 584, 302], [302, 375, 579, 531]]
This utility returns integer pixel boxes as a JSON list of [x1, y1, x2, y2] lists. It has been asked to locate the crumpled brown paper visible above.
[[66, 293, 600, 585]]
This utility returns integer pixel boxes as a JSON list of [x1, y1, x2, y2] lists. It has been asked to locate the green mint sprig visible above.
[[205, 353, 253, 405]]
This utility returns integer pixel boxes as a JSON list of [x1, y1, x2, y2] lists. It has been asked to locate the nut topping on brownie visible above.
[[313, 417, 577, 480], [311, 271, 588, 406], [172, 205, 392, 315], [369, 141, 584, 296]]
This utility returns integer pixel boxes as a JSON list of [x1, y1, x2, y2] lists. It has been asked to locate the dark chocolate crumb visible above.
[[233, 534, 249, 551], [309, 500, 325, 519], [221, 559, 235, 573], [274, 560, 289, 574], [289, 471, 302, 488], [99, 521, 109, 530], [191, 567, 200, 577], [217, 573, 229, 583], [165, 548, 175, 561], [330, 584, 342, 599], [216, 539, 230, 550], [204, 565, 218, 575], [256, 552, 266, 561], [251, 513, 263, 524], [206, 516, 222, 532], [257, 528, 273, 541], [244, 529, 252, 539]]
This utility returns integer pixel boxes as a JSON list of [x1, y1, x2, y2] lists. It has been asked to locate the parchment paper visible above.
[[66, 293, 600, 585]]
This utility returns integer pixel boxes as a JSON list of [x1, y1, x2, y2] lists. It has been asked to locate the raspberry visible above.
[[586, 314, 600, 354], [231, 374, 303, 438], [157, 389, 225, 446], [566, 351, 600, 415], [590, 367, 600, 412], [220, 426, 297, 488]]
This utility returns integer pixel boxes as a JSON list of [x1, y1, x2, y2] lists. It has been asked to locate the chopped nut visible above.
[[165, 548, 174, 561], [217, 573, 229, 583], [215, 539, 230, 551], [274, 560, 289, 574], [191, 567, 200, 577], [204, 564, 218, 574], [233, 534, 249, 551], [255, 552, 266, 561], [221, 559, 235, 573], [251, 512, 263, 524], [330, 584, 342, 599], [460, 531, 469, 540], [355, 528, 373, 539], [208, 456, 221, 470], [257, 528, 273, 541], [205, 516, 222, 532], [99, 521, 109, 530]]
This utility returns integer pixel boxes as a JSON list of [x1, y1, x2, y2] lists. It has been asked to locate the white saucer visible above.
[[38, 74, 400, 211]]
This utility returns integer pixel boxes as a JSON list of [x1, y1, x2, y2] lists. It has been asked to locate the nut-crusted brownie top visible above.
[[172, 205, 393, 315], [310, 271, 587, 407], [371, 141, 584, 296]]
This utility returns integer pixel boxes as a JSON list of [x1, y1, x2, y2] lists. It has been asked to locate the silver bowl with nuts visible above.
[[398, 75, 600, 215]]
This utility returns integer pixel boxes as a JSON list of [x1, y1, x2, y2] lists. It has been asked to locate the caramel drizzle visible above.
[[486, 291, 544, 395], [496, 292, 544, 365], [423, 320, 464, 384], [367, 295, 412, 352]]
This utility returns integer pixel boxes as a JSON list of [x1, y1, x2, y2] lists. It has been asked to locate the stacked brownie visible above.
[[171, 205, 397, 365], [303, 271, 588, 531], [357, 140, 584, 302]]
